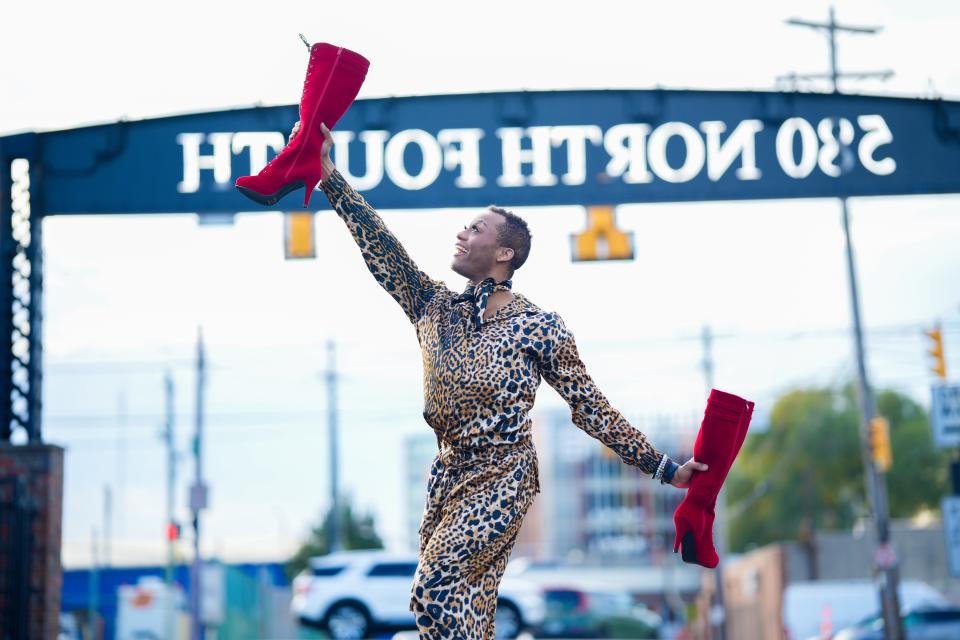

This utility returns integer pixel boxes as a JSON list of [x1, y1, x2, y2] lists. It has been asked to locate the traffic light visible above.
[[166, 521, 181, 542], [924, 324, 948, 380], [869, 416, 892, 473], [285, 211, 316, 259], [570, 206, 634, 262]]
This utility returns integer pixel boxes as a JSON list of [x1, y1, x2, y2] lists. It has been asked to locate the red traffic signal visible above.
[[166, 522, 181, 541]]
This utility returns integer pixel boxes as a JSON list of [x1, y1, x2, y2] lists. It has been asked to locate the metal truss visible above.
[[1, 153, 43, 443]]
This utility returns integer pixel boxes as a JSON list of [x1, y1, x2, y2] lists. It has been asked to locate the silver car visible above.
[[833, 606, 960, 640]]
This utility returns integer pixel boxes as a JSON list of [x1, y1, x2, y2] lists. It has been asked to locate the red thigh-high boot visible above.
[[673, 389, 754, 568], [236, 41, 369, 207]]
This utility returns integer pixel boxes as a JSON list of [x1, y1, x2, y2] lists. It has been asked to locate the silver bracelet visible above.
[[652, 454, 668, 481]]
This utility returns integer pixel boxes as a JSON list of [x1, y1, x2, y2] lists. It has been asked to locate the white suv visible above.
[[291, 550, 545, 639]]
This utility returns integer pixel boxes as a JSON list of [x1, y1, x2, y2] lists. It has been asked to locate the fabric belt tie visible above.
[[438, 438, 540, 493]]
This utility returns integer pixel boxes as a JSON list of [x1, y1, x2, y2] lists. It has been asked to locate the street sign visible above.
[[942, 496, 960, 577], [873, 542, 898, 569], [931, 384, 960, 448], [189, 482, 208, 511], [6, 90, 960, 215]]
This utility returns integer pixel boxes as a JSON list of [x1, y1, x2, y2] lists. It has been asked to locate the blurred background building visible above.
[[403, 409, 695, 564]]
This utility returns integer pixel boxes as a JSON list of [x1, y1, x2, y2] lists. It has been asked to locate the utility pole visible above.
[[780, 8, 894, 91], [117, 391, 127, 553], [701, 326, 726, 640], [325, 340, 341, 553], [162, 371, 176, 640], [103, 486, 112, 567], [190, 329, 208, 640], [783, 8, 903, 639], [701, 326, 715, 393], [88, 527, 99, 640]]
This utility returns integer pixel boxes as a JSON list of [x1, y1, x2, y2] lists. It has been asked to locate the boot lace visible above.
[[298, 33, 315, 104], [260, 34, 313, 175]]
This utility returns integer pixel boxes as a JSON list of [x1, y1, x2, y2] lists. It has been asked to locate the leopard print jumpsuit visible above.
[[319, 170, 668, 639]]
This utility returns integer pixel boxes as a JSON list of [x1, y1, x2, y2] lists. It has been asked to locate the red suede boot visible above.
[[236, 41, 369, 207], [673, 389, 754, 568]]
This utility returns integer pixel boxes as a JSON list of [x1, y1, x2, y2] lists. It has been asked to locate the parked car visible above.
[[832, 605, 960, 640], [785, 579, 948, 640], [537, 587, 661, 639], [291, 550, 545, 639]]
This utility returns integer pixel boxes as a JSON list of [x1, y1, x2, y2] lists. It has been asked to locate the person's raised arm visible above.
[[309, 122, 442, 323], [537, 312, 706, 486]]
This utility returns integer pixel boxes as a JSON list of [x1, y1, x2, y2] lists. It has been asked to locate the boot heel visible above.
[[673, 508, 715, 567], [680, 530, 699, 564], [303, 174, 323, 207], [673, 513, 692, 554]]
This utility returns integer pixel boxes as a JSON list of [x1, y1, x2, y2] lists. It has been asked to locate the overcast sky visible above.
[[3, 0, 959, 566]]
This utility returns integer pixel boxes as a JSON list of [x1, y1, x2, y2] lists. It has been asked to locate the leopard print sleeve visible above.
[[538, 312, 664, 475], [320, 169, 441, 323]]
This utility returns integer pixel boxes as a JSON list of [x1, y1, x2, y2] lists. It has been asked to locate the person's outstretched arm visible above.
[[314, 123, 443, 323], [538, 312, 706, 486]]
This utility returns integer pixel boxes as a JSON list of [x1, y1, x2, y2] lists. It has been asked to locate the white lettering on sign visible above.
[[550, 125, 603, 185], [700, 120, 763, 181], [231, 132, 286, 175], [776, 117, 819, 179], [384, 129, 443, 191], [176, 114, 897, 195], [496, 126, 557, 187], [177, 133, 233, 193], [775, 115, 895, 180], [647, 122, 706, 183], [604, 124, 653, 184], [817, 117, 856, 177], [857, 115, 897, 176], [332, 130, 387, 190], [438, 128, 486, 188]]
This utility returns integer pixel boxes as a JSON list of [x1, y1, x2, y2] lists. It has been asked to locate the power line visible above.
[[43, 409, 328, 425], [41, 320, 960, 375]]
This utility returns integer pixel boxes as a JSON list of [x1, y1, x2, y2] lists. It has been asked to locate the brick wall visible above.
[[0, 444, 64, 640]]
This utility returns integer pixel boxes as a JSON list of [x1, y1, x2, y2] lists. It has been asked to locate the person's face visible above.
[[451, 210, 512, 280]]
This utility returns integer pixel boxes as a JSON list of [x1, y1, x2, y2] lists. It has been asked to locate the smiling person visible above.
[[306, 121, 706, 639]]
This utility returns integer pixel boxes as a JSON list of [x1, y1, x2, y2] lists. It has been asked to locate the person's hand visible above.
[[319, 122, 335, 179], [670, 458, 709, 489], [289, 120, 301, 142]]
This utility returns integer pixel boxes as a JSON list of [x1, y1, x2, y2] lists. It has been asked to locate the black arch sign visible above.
[[3, 89, 960, 216]]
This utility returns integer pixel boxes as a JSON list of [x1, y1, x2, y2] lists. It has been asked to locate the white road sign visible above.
[[931, 384, 960, 448], [942, 496, 960, 578]]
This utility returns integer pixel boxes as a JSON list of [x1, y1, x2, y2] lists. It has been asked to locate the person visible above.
[[302, 121, 707, 639]]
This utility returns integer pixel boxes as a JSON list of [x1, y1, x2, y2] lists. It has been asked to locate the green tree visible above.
[[726, 384, 949, 553], [878, 390, 948, 517], [286, 499, 384, 579]]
